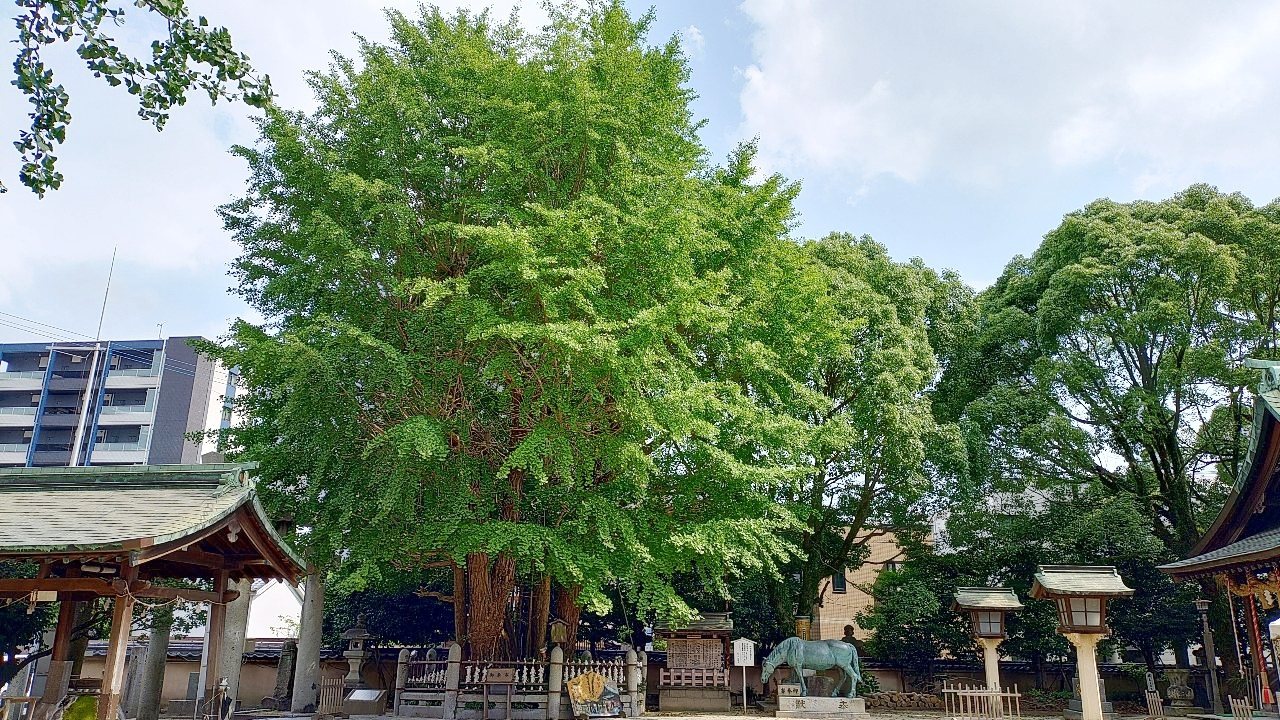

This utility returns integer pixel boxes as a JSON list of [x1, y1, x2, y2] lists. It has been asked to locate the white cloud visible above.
[[680, 24, 706, 57], [736, 0, 1280, 194]]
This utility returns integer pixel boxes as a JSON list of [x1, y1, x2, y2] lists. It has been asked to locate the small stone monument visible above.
[[1163, 669, 1198, 716]]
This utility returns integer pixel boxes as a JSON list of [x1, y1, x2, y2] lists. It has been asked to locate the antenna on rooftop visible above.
[[95, 245, 117, 341]]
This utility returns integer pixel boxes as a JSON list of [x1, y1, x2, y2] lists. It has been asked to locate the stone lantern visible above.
[[953, 587, 1023, 690], [341, 614, 372, 689], [1031, 566, 1133, 720]]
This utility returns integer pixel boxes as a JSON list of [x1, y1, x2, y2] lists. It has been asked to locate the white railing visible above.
[[108, 367, 160, 377], [460, 660, 548, 692], [0, 443, 30, 453], [99, 402, 155, 414], [0, 371, 45, 379], [92, 441, 148, 452], [0, 407, 37, 415]]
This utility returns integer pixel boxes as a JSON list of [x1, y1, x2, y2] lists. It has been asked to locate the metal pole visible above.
[[743, 665, 747, 711]]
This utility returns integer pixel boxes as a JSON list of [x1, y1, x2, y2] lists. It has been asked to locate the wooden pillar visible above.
[[36, 598, 78, 714], [97, 594, 136, 720], [203, 572, 230, 707]]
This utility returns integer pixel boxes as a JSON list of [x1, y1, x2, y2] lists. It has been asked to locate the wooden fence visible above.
[[396, 645, 646, 720], [318, 677, 345, 716], [942, 683, 1021, 720]]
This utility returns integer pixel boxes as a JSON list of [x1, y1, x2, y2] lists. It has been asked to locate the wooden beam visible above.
[[0, 578, 116, 597], [97, 594, 135, 720]]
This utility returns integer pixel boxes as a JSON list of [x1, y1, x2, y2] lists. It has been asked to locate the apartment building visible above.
[[811, 530, 908, 642], [0, 337, 237, 467]]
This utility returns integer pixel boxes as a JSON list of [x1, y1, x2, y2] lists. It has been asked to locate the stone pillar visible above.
[[978, 637, 1002, 690], [137, 608, 174, 720], [99, 594, 137, 720], [270, 639, 297, 707], [443, 643, 462, 720], [1066, 633, 1104, 720], [290, 573, 325, 714], [394, 649, 410, 716], [625, 649, 639, 695], [546, 645, 564, 720], [217, 579, 253, 714]]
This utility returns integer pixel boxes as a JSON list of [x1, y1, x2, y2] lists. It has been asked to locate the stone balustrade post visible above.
[[625, 649, 639, 695], [394, 649, 410, 716], [442, 643, 462, 720], [546, 646, 564, 720]]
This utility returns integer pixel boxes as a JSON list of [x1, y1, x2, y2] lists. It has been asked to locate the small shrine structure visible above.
[[654, 612, 732, 711], [1161, 359, 1280, 700], [0, 464, 304, 720]]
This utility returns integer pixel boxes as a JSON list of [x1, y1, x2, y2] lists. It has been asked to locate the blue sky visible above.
[[3, 1, 1280, 344]]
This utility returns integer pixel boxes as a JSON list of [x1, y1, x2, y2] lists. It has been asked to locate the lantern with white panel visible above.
[[952, 587, 1022, 690], [1031, 566, 1133, 720]]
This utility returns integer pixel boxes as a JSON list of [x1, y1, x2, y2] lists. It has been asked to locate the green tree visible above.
[[936, 186, 1274, 554], [750, 234, 967, 628], [8, 0, 270, 195], [206, 3, 799, 660]]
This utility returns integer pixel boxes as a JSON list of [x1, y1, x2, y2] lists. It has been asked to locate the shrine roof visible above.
[[1031, 565, 1133, 598], [0, 463, 303, 581], [654, 612, 733, 634], [1162, 360, 1280, 580], [952, 587, 1023, 611]]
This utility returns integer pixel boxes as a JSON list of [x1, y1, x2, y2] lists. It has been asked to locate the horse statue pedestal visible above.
[[762, 638, 870, 720], [777, 695, 870, 720]]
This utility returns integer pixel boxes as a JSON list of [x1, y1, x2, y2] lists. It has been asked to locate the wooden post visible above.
[[203, 572, 229, 709], [443, 643, 462, 720], [546, 646, 564, 720], [36, 597, 78, 718], [395, 649, 410, 716], [98, 594, 136, 720]]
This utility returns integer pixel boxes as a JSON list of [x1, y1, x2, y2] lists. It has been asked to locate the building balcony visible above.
[[0, 407, 37, 427], [0, 443, 28, 465], [104, 369, 161, 390], [90, 442, 148, 464], [0, 371, 44, 391], [97, 401, 156, 426]]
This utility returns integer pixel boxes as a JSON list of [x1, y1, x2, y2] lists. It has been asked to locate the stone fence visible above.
[[394, 645, 646, 720]]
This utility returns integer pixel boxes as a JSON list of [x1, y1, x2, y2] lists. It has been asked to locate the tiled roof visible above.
[[1031, 565, 1133, 598], [653, 612, 733, 633], [0, 463, 303, 574], [1160, 527, 1280, 575], [953, 587, 1023, 611]]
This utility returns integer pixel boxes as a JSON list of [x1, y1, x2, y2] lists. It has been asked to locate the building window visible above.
[[884, 561, 900, 572], [831, 573, 847, 594]]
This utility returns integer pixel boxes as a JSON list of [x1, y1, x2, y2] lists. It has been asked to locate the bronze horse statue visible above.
[[760, 637, 862, 698]]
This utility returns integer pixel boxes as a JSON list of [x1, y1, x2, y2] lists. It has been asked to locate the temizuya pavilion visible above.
[[0, 464, 304, 720], [1161, 359, 1280, 694]]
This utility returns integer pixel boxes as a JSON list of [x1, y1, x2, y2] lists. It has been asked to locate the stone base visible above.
[[1165, 706, 1206, 717], [776, 695, 870, 719], [1065, 699, 1115, 720], [659, 687, 731, 712]]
